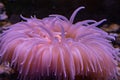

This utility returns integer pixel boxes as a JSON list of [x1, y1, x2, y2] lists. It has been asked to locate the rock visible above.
[[0, 62, 14, 80]]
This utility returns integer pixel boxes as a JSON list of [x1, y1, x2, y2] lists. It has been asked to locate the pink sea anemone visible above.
[[0, 7, 119, 80]]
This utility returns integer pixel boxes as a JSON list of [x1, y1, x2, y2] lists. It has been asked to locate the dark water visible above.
[[1, 0, 120, 24]]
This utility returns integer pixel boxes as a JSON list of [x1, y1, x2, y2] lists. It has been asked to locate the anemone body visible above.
[[0, 7, 119, 80]]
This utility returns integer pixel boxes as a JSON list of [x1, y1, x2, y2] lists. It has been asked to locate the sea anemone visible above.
[[0, 7, 119, 80]]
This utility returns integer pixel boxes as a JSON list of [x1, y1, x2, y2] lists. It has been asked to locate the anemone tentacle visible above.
[[0, 7, 119, 80]]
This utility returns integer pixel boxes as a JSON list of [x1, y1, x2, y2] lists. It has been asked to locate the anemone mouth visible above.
[[0, 7, 119, 80]]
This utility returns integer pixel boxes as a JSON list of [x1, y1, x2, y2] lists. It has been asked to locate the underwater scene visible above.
[[0, 0, 120, 80]]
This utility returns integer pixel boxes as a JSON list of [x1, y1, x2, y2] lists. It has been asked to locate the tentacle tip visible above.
[[76, 6, 85, 11], [80, 6, 85, 9], [99, 19, 107, 24], [20, 14, 23, 18], [102, 19, 107, 22], [70, 6, 86, 23], [20, 14, 29, 21], [31, 16, 34, 18], [33, 15, 37, 18]]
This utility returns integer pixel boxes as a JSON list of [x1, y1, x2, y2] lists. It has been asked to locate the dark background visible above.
[[1, 0, 120, 24]]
